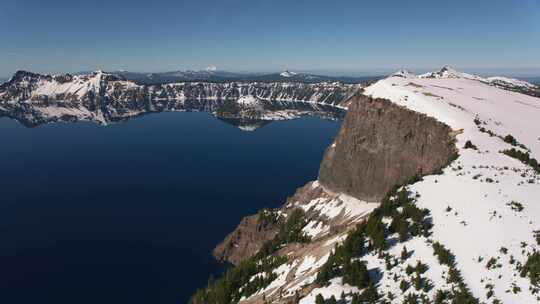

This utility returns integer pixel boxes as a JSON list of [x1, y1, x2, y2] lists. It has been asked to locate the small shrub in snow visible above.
[[521, 251, 540, 287], [506, 201, 524, 212], [511, 283, 521, 294], [464, 140, 478, 150], [402, 293, 418, 304], [401, 246, 409, 261], [502, 148, 540, 173], [415, 260, 429, 274], [434, 290, 450, 304], [423, 278, 434, 293], [399, 279, 409, 292], [503, 134, 529, 150], [327, 295, 337, 304], [504, 134, 518, 146], [405, 264, 415, 275], [413, 274, 423, 291], [486, 257, 499, 270]]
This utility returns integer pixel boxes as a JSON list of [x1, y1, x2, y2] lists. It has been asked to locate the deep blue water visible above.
[[0, 112, 340, 304]]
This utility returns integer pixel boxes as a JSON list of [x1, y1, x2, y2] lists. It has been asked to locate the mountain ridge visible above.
[[194, 66, 540, 304], [393, 66, 540, 97]]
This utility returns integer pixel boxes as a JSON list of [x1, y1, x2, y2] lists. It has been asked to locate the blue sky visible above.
[[0, 0, 539, 77]]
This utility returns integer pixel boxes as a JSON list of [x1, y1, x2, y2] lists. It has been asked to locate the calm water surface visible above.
[[0, 112, 340, 304]]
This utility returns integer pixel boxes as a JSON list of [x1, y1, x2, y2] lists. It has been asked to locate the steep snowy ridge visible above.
[[395, 66, 539, 97], [419, 66, 485, 82], [362, 68, 540, 303]]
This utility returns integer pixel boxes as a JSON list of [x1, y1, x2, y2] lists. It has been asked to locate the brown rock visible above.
[[212, 212, 281, 265], [318, 93, 455, 201], [212, 93, 456, 266]]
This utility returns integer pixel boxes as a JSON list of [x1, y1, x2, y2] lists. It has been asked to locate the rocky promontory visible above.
[[318, 93, 456, 202]]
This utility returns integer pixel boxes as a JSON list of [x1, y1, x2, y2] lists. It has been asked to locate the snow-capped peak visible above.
[[392, 69, 416, 78], [280, 70, 298, 78], [206, 65, 217, 72], [419, 65, 483, 81], [400, 66, 539, 93]]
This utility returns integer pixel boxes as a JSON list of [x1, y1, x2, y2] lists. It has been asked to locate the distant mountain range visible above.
[[0, 70, 355, 128], [107, 69, 379, 85], [3, 69, 538, 87]]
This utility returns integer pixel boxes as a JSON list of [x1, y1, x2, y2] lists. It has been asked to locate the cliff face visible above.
[[318, 93, 455, 201], [213, 93, 455, 266]]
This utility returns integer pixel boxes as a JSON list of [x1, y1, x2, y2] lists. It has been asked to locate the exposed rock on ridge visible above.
[[318, 93, 456, 201], [212, 211, 282, 265], [212, 91, 456, 267]]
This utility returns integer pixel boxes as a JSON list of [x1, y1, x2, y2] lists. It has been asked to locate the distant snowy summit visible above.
[[392, 66, 539, 97], [280, 70, 298, 77]]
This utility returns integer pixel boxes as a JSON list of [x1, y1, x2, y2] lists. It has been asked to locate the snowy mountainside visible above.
[[395, 66, 540, 97], [0, 70, 359, 105], [194, 67, 540, 304], [362, 68, 540, 303]]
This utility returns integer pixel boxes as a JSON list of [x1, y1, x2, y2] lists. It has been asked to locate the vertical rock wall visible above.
[[318, 93, 455, 201]]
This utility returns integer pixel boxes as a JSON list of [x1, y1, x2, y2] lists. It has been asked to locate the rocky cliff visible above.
[[211, 91, 455, 265], [197, 67, 540, 304], [318, 93, 456, 201]]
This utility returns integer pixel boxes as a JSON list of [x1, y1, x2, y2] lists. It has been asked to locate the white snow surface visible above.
[[360, 69, 540, 303], [300, 194, 379, 224], [405, 65, 538, 91], [33, 72, 106, 99], [236, 95, 259, 105], [299, 278, 360, 304]]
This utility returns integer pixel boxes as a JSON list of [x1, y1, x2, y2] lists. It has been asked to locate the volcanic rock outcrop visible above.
[[318, 93, 456, 201]]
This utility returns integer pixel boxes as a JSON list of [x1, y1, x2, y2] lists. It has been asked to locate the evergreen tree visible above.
[[401, 246, 408, 261], [413, 274, 422, 290], [327, 295, 337, 304], [343, 260, 370, 289], [400, 279, 409, 292]]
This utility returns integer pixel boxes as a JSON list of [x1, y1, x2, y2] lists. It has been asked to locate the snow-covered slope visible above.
[[198, 67, 540, 304], [398, 66, 540, 97], [361, 67, 540, 303]]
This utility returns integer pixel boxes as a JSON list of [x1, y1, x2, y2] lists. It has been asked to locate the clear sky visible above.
[[1, 0, 539, 77]]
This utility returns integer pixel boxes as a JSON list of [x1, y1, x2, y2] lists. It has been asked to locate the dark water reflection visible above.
[[0, 110, 341, 304]]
